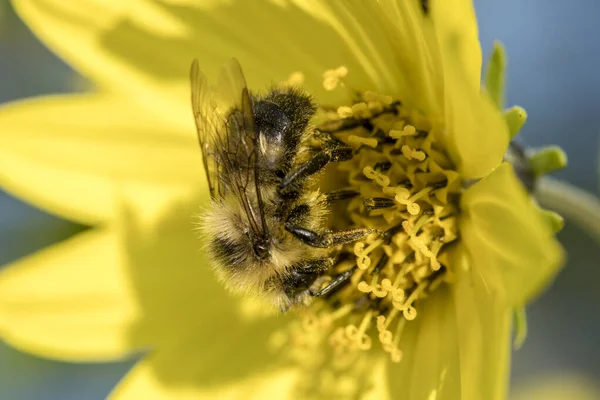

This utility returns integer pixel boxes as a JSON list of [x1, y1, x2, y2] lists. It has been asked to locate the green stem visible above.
[[535, 178, 600, 244]]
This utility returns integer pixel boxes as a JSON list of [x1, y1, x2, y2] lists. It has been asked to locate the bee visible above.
[[190, 59, 373, 310]]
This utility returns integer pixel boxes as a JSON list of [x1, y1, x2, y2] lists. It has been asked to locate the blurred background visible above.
[[0, 0, 598, 398]]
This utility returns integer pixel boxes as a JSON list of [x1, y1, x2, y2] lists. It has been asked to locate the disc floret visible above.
[[306, 89, 461, 363]]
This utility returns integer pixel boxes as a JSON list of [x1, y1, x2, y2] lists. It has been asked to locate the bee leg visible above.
[[282, 258, 333, 303], [310, 265, 357, 297], [325, 189, 359, 203], [313, 129, 347, 148], [285, 224, 376, 248], [280, 147, 353, 191]]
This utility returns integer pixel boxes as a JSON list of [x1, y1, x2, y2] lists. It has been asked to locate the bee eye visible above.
[[253, 239, 270, 259]]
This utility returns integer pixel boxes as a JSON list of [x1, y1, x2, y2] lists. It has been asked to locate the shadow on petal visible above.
[[119, 189, 294, 391]]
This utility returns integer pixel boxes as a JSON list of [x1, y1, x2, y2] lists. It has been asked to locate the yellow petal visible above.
[[387, 286, 461, 400], [0, 229, 143, 362], [108, 191, 298, 398], [0, 93, 202, 224], [296, 0, 443, 115], [430, 0, 482, 87], [14, 0, 446, 127], [430, 1, 509, 179], [110, 349, 299, 400], [452, 247, 511, 400], [117, 187, 293, 345], [460, 163, 564, 306], [10, 0, 357, 129], [438, 48, 509, 179]]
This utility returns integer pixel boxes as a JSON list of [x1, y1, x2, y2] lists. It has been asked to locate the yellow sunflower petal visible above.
[[431, 1, 509, 179], [452, 247, 511, 400], [12, 0, 375, 128], [109, 305, 295, 400], [460, 163, 564, 306], [387, 286, 461, 400], [0, 93, 202, 225], [110, 349, 299, 400], [0, 229, 143, 362], [15, 0, 445, 126], [296, 0, 443, 115], [430, 0, 482, 87]]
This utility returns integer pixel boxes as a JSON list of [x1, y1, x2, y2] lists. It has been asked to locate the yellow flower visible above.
[[0, 1, 564, 399]]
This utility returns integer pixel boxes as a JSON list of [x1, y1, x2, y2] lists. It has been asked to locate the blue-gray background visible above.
[[0, 1, 598, 398]]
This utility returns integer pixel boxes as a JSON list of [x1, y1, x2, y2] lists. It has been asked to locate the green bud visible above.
[[485, 41, 506, 109], [529, 146, 568, 176], [504, 106, 527, 139], [513, 307, 528, 350]]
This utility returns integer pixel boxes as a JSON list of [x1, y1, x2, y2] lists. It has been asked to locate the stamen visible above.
[[395, 187, 433, 216]]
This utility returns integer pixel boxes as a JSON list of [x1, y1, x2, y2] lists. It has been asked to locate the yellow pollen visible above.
[[284, 71, 305, 86], [337, 106, 354, 118], [323, 66, 348, 91]]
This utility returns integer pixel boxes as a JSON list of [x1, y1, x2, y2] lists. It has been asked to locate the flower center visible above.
[[281, 86, 461, 365]]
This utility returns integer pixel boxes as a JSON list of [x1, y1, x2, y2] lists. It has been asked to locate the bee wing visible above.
[[190, 58, 268, 239], [190, 59, 221, 199]]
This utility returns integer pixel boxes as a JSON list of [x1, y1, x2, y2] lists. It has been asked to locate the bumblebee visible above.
[[190, 59, 372, 310]]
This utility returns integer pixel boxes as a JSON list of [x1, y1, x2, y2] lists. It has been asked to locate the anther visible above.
[[348, 135, 379, 148], [351, 102, 371, 119], [389, 124, 417, 139], [363, 166, 391, 187], [401, 145, 427, 161]]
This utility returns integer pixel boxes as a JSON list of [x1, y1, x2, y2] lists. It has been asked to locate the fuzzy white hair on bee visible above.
[[190, 58, 374, 310]]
